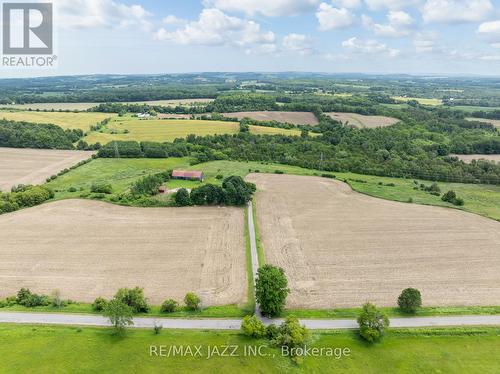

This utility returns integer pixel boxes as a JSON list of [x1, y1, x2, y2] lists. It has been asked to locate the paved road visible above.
[[1, 312, 500, 330]]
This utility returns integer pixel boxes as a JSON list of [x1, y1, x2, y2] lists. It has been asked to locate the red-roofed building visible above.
[[172, 170, 204, 182]]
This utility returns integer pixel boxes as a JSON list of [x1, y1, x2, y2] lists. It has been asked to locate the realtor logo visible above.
[[2, 2, 53, 55]]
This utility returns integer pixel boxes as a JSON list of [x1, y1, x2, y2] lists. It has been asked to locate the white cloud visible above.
[[332, 0, 362, 8], [363, 10, 414, 37], [154, 9, 275, 48], [492, 43, 500, 49], [423, 0, 493, 24], [203, 0, 320, 17], [55, 0, 152, 30], [316, 3, 355, 31], [342, 36, 400, 56], [364, 0, 421, 10], [283, 33, 314, 54], [478, 20, 500, 36], [162, 15, 186, 25], [413, 32, 438, 53], [246, 43, 279, 55]]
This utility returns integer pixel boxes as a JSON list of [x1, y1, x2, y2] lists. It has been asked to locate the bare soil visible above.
[[326, 112, 399, 128], [0, 200, 247, 306], [222, 111, 319, 125], [451, 154, 500, 164], [0, 148, 95, 192], [248, 173, 500, 308]]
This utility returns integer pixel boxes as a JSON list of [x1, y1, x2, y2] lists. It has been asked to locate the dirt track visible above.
[[0, 148, 95, 192], [0, 200, 246, 306], [247, 174, 500, 308], [222, 111, 319, 125]]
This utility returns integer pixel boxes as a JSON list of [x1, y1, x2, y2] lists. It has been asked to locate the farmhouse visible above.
[[172, 170, 204, 182]]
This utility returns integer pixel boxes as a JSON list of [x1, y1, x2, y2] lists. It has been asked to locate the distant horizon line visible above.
[[1, 71, 500, 81]]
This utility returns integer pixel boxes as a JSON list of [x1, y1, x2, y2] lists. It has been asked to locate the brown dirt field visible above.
[[222, 111, 319, 125], [247, 173, 500, 309], [0, 148, 95, 192], [451, 154, 500, 164], [0, 199, 246, 306], [326, 112, 400, 128]]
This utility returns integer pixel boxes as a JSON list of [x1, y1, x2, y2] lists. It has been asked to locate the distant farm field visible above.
[[393, 97, 442, 106], [467, 117, 500, 128], [0, 148, 95, 192], [326, 112, 399, 128], [83, 118, 240, 143], [1, 99, 214, 111], [0, 199, 246, 306], [0, 110, 114, 131], [222, 111, 319, 125], [451, 106, 500, 113], [83, 117, 301, 143], [248, 173, 500, 309], [451, 154, 500, 164]]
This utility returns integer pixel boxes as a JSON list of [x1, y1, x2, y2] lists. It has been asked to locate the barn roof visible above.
[[172, 170, 204, 178]]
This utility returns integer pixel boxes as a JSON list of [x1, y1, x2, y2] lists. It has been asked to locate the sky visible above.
[[2, 0, 500, 77]]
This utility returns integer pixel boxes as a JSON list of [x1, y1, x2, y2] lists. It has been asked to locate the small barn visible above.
[[172, 170, 204, 182]]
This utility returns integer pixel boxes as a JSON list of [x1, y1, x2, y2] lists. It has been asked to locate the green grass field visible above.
[[392, 97, 442, 106], [450, 105, 500, 113], [83, 118, 240, 143], [1, 325, 499, 373], [82, 117, 302, 144], [46, 159, 500, 221], [0, 110, 114, 131]]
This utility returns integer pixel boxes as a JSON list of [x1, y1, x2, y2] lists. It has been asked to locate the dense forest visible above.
[[0, 120, 83, 149]]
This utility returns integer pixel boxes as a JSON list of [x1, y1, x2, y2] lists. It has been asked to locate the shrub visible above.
[[92, 297, 108, 312], [222, 176, 256, 206], [160, 299, 178, 313], [184, 292, 201, 311], [90, 183, 113, 194], [321, 174, 336, 179], [103, 299, 134, 334], [270, 317, 309, 351], [216, 174, 224, 180], [241, 315, 266, 338], [175, 188, 191, 206], [131, 173, 169, 196], [274, 170, 284, 174], [16, 288, 50, 307], [265, 324, 279, 340], [398, 288, 422, 313], [357, 303, 389, 343], [255, 265, 290, 317], [68, 187, 77, 193], [114, 287, 150, 313], [190, 184, 225, 205], [153, 323, 163, 335], [51, 290, 64, 308], [442, 190, 465, 206]]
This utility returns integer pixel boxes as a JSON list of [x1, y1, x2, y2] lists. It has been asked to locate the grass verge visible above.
[[0, 303, 249, 319], [1, 324, 499, 373], [283, 305, 500, 319]]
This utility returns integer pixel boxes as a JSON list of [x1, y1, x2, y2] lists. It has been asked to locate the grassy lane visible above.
[[284, 306, 500, 319], [244, 207, 256, 314], [1, 325, 499, 373], [0, 303, 248, 319]]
